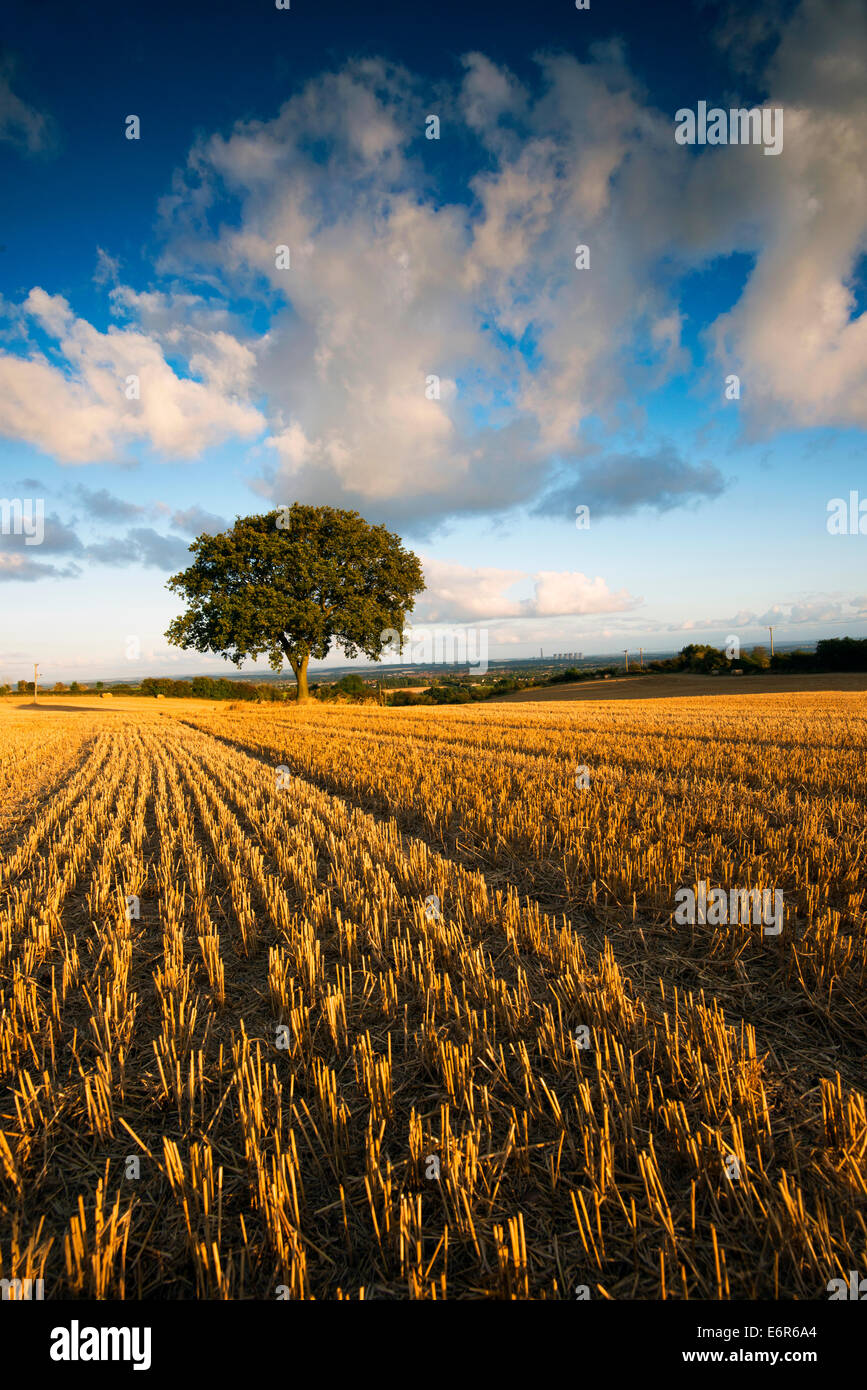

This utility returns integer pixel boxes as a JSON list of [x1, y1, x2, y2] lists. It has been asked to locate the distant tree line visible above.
[[0, 677, 291, 700], [3, 638, 865, 704], [648, 637, 867, 675], [815, 637, 867, 670], [140, 677, 286, 700]]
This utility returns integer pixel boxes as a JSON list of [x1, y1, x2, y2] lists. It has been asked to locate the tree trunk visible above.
[[290, 653, 310, 702]]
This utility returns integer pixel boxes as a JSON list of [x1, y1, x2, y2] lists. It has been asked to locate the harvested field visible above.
[[1, 693, 865, 1300], [494, 672, 867, 702]]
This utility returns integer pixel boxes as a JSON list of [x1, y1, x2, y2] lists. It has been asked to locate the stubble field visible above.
[[1, 690, 865, 1299]]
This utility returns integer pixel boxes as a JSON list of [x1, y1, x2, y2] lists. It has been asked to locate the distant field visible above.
[[1, 695, 226, 715], [1, 693, 865, 1299], [494, 670, 867, 701]]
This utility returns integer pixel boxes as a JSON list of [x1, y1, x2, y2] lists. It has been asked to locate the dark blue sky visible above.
[[1, 0, 784, 312], [1, 0, 864, 680]]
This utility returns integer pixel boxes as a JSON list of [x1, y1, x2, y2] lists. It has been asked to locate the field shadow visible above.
[[13, 701, 128, 714]]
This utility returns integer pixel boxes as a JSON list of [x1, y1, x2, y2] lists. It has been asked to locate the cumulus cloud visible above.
[[529, 570, 640, 617], [415, 556, 639, 622], [0, 288, 265, 464], [2, 1, 864, 521], [694, 0, 867, 433], [414, 559, 526, 621], [154, 52, 697, 525]]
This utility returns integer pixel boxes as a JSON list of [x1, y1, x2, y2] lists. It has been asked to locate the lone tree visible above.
[[165, 504, 425, 702]]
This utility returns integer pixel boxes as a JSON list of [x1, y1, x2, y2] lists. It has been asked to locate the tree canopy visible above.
[[165, 505, 425, 700]]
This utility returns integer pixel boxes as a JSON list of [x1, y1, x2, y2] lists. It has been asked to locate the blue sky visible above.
[[1, 0, 865, 681]]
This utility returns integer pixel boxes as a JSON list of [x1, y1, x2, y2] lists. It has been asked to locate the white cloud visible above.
[[415, 556, 639, 622], [689, 0, 867, 432], [677, 594, 867, 632], [154, 52, 695, 524], [0, 289, 265, 463], [415, 558, 527, 620], [530, 570, 639, 617], [2, 3, 865, 515]]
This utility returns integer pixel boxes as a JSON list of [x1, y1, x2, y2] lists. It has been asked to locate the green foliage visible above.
[[769, 648, 815, 673], [815, 637, 867, 670], [336, 673, 367, 696], [165, 505, 425, 701], [188, 675, 280, 700], [387, 689, 434, 706], [546, 666, 590, 686], [428, 684, 471, 704], [141, 676, 273, 701], [675, 644, 728, 673]]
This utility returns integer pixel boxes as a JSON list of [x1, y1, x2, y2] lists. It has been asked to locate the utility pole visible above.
[[33, 662, 39, 704], [768, 626, 775, 659], [639, 647, 643, 670], [623, 650, 629, 672]]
